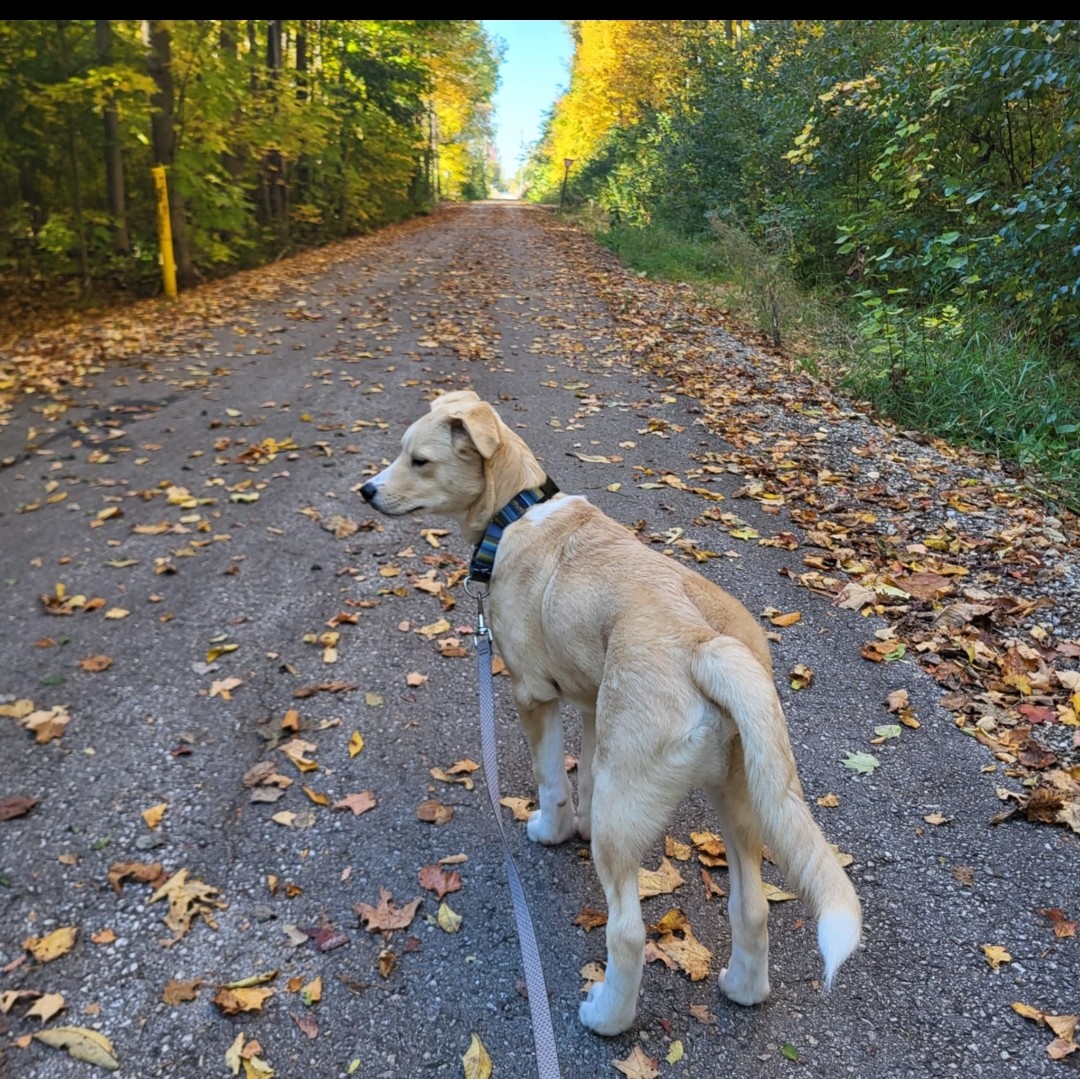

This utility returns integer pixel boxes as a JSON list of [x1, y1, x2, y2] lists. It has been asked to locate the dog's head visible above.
[[360, 390, 545, 540]]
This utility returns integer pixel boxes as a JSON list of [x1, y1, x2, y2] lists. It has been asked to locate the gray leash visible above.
[[471, 587, 563, 1079]]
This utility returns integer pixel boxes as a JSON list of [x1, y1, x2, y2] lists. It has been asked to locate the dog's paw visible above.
[[718, 965, 769, 1006], [578, 981, 636, 1036], [526, 807, 575, 846]]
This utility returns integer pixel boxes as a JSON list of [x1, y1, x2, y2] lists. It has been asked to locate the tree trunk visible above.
[[265, 19, 288, 236], [144, 19, 195, 290], [96, 20, 130, 253], [218, 22, 244, 180], [295, 20, 310, 199], [55, 21, 90, 293]]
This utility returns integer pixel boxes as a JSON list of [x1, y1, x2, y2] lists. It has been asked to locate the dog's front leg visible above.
[[517, 697, 575, 845]]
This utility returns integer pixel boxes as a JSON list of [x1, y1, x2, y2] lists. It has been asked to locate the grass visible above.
[[580, 216, 1080, 508]]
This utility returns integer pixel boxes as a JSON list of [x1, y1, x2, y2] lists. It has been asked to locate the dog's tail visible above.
[[692, 635, 862, 988]]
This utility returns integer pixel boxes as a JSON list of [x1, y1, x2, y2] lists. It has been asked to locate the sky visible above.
[[481, 20, 573, 178]]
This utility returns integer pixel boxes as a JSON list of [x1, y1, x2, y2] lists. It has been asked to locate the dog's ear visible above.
[[430, 389, 481, 412], [444, 399, 500, 460]]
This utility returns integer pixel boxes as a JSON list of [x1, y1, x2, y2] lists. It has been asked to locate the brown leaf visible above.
[[211, 985, 274, 1014], [499, 795, 534, 821], [293, 1012, 319, 1039], [416, 798, 453, 825], [418, 864, 462, 900], [701, 868, 726, 900], [162, 978, 202, 1005], [612, 1044, 660, 1079], [77, 654, 113, 672], [648, 908, 712, 981], [1036, 908, 1077, 939], [333, 791, 376, 816], [91, 928, 116, 945], [0, 795, 38, 821], [353, 888, 421, 932], [689, 1002, 717, 1024], [26, 992, 65, 1023], [573, 906, 608, 931], [107, 860, 165, 895]]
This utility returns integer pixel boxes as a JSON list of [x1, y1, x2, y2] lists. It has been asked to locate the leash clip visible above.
[[464, 576, 491, 639]]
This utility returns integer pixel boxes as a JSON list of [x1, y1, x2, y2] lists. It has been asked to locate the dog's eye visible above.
[[410, 456, 429, 468]]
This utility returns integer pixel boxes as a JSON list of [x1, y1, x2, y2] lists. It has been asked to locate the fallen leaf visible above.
[[294, 1012, 318, 1039], [147, 868, 226, 944], [689, 1003, 717, 1024], [1036, 908, 1077, 939], [816, 793, 840, 808], [666, 1041, 684, 1065], [26, 993, 65, 1022], [983, 944, 1012, 969], [789, 663, 814, 689], [78, 655, 113, 672], [209, 676, 243, 700], [0, 795, 39, 820], [377, 949, 397, 978], [34, 1026, 119, 1071], [770, 610, 802, 627], [103, 607, 129, 620], [417, 618, 451, 639], [649, 909, 712, 980], [664, 835, 692, 861], [141, 802, 167, 829], [573, 907, 608, 931], [91, 928, 116, 945], [333, 791, 376, 816], [348, 731, 364, 757], [462, 1033, 493, 1079], [302, 786, 330, 807], [416, 799, 453, 825], [437, 902, 462, 933], [923, 812, 950, 826], [162, 978, 202, 1005], [701, 868, 725, 900], [406, 671, 428, 687], [762, 882, 798, 902], [24, 926, 77, 963], [300, 976, 322, 1005], [418, 864, 462, 899], [212, 985, 275, 1014], [612, 1044, 660, 1079], [638, 857, 685, 899], [22, 707, 71, 743], [354, 889, 421, 933], [842, 751, 880, 774], [499, 795, 534, 821]]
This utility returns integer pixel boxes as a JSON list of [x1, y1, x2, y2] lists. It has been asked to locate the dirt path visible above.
[[1, 203, 1077, 1078]]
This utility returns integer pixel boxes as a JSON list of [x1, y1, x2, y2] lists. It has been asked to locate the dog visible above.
[[361, 390, 861, 1036]]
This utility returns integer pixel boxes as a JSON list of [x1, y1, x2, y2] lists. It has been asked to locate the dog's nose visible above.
[[359, 481, 377, 503]]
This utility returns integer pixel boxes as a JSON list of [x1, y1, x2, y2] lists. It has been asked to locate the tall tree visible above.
[[144, 19, 194, 289], [95, 20, 130, 253]]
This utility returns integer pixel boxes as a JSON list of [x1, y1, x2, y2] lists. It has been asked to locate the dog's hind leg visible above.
[[517, 696, 576, 845], [579, 758, 681, 1036], [705, 764, 771, 1005], [575, 706, 595, 841]]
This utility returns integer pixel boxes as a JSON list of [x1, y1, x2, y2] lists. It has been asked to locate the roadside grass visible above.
[[581, 216, 1080, 509]]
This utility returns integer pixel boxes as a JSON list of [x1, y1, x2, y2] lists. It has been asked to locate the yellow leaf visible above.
[[771, 611, 802, 627], [302, 786, 329, 806], [24, 926, 78, 962], [300, 976, 322, 1006], [417, 618, 451, 639], [762, 882, 798, 902], [364, 692, 383, 707], [212, 985, 275, 1014], [34, 1026, 119, 1071], [666, 1040, 684, 1064], [816, 793, 840, 808], [348, 731, 364, 757], [91, 928, 116, 945], [983, 944, 1012, 969], [26, 993, 65, 1023], [438, 902, 463, 933], [637, 857, 685, 899], [141, 802, 167, 829], [461, 1033, 493, 1079], [104, 607, 129, 620]]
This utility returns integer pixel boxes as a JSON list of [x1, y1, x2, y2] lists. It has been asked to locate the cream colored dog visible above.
[[361, 390, 861, 1036]]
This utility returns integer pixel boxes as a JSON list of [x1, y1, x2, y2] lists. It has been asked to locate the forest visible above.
[[528, 20, 1080, 497], [0, 20, 499, 302]]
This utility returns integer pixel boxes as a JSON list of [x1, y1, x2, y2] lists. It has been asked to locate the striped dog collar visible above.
[[468, 476, 560, 584]]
